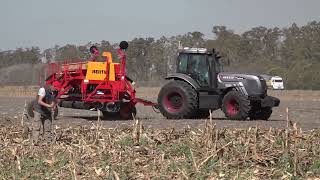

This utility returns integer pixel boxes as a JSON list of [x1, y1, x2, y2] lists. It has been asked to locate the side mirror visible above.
[[212, 48, 221, 59], [215, 55, 222, 60], [119, 41, 129, 50]]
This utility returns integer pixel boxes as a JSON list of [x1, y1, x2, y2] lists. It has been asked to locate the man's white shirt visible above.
[[38, 87, 46, 97]]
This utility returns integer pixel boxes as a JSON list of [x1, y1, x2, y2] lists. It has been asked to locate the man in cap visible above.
[[89, 45, 101, 61]]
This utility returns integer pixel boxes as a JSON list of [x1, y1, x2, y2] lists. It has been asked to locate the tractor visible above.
[[27, 41, 157, 120], [157, 47, 280, 120]]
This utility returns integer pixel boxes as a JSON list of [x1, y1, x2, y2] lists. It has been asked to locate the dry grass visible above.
[[0, 121, 319, 179], [0, 86, 38, 97], [0, 86, 319, 178]]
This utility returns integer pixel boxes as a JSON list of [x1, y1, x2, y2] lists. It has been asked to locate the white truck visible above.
[[269, 76, 284, 90], [260, 75, 285, 90]]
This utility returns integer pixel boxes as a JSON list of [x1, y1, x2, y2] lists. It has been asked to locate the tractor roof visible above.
[[178, 47, 210, 54]]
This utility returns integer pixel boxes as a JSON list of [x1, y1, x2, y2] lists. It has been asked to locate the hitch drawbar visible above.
[[135, 98, 160, 112], [135, 98, 158, 107]]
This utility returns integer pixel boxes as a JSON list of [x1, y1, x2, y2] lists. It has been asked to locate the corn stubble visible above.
[[0, 120, 319, 179]]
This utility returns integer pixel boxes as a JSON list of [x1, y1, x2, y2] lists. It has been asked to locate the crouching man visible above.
[[32, 84, 57, 145]]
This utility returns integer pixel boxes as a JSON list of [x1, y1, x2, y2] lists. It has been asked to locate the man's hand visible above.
[[37, 89, 57, 109], [49, 102, 56, 109], [52, 104, 57, 110]]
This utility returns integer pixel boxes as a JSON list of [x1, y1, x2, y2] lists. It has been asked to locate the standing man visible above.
[[32, 83, 57, 145]]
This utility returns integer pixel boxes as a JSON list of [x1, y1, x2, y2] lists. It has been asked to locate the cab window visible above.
[[177, 54, 188, 73]]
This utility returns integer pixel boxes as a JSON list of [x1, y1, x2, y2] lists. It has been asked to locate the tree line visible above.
[[0, 21, 320, 89]]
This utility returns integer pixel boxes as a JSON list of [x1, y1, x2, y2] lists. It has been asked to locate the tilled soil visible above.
[[0, 90, 319, 130]]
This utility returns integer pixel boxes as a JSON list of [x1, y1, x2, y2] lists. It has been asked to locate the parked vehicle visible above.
[[269, 76, 285, 90]]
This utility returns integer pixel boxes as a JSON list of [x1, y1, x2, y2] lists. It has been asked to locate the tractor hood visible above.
[[217, 72, 264, 82], [217, 72, 267, 97]]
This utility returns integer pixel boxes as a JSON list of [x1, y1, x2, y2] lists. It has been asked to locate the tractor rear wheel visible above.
[[222, 90, 250, 120], [158, 80, 198, 119], [249, 107, 272, 120], [27, 99, 59, 120]]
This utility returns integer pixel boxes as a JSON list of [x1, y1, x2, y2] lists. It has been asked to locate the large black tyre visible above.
[[249, 107, 272, 120], [27, 99, 59, 120], [101, 111, 120, 120], [158, 80, 198, 119], [102, 103, 137, 120], [222, 90, 250, 120]]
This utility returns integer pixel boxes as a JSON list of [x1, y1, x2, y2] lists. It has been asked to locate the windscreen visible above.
[[188, 54, 209, 86]]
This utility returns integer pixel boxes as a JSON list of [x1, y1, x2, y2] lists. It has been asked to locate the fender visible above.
[[165, 73, 200, 90]]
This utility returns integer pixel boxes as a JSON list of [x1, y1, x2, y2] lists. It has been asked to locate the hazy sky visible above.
[[0, 0, 319, 50]]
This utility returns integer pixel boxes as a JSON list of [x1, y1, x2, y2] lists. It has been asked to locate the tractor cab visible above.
[[176, 47, 223, 88]]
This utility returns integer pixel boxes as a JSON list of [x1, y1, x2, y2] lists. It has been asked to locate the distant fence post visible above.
[[286, 107, 289, 128]]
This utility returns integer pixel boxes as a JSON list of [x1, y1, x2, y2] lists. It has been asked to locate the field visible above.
[[1, 87, 320, 130], [0, 87, 320, 179]]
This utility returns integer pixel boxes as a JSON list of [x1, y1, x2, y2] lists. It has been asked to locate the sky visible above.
[[0, 0, 319, 50]]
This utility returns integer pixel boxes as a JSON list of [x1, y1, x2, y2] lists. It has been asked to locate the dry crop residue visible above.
[[0, 123, 319, 179]]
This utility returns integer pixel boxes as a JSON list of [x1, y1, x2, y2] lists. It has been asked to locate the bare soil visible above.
[[0, 88, 320, 130]]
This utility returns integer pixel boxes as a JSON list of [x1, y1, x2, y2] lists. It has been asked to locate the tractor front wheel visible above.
[[222, 90, 250, 120]]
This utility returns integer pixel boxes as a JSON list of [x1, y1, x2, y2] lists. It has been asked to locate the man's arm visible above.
[[37, 88, 54, 108], [38, 95, 54, 108]]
